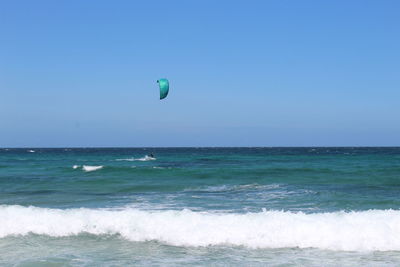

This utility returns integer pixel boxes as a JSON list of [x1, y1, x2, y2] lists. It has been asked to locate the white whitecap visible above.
[[116, 155, 156, 162], [82, 165, 103, 172]]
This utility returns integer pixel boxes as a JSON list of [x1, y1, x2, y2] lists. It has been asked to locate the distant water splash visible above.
[[1, 205, 400, 251], [82, 165, 103, 172], [27, 150, 35, 153], [116, 155, 156, 162], [72, 164, 170, 172], [72, 165, 104, 172]]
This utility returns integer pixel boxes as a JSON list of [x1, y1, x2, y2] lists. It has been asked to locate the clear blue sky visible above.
[[1, 0, 399, 147]]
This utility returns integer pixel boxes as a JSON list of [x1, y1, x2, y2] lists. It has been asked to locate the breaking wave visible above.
[[72, 165, 104, 172], [1, 205, 400, 251], [82, 165, 103, 172], [116, 156, 156, 162]]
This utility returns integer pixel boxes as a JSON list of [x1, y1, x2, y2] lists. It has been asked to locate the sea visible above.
[[0, 147, 400, 266]]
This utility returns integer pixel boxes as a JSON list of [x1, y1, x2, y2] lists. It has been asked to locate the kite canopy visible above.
[[157, 79, 169, 100]]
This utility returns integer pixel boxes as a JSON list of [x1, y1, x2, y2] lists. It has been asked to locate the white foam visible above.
[[186, 184, 281, 192], [27, 150, 35, 153], [115, 158, 135, 161], [82, 165, 103, 172], [1, 205, 400, 251], [72, 165, 80, 169], [116, 156, 156, 162]]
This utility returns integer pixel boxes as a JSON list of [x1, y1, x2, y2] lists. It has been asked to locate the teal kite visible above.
[[157, 79, 169, 100]]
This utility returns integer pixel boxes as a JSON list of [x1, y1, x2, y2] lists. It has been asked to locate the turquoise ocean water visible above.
[[1, 147, 400, 266]]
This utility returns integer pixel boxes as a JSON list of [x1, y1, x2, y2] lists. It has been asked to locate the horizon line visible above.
[[1, 146, 400, 149]]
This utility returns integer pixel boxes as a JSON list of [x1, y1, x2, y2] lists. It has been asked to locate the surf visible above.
[[1, 205, 400, 251]]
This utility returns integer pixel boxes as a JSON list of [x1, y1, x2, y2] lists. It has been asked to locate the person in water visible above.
[[149, 153, 154, 158]]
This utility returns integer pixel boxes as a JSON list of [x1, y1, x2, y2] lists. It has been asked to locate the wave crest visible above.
[[82, 165, 103, 172], [116, 156, 156, 162], [1, 205, 400, 251]]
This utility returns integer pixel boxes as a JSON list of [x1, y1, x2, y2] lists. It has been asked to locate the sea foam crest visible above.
[[73, 165, 103, 172], [82, 165, 103, 172], [116, 156, 156, 162], [1, 205, 400, 251]]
